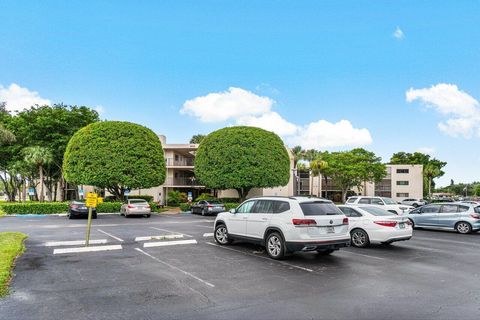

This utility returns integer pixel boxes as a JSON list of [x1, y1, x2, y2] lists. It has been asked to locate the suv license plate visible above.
[[399, 223, 405, 229], [326, 226, 335, 233]]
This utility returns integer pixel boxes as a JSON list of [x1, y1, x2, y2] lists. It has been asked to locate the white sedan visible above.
[[337, 205, 413, 248]]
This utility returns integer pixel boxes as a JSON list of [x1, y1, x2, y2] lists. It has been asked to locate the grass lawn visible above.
[[0, 232, 28, 297]]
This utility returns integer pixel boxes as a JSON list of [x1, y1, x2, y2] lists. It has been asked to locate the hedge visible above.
[[179, 203, 191, 212], [96, 202, 122, 213], [224, 203, 240, 211], [0, 202, 69, 214]]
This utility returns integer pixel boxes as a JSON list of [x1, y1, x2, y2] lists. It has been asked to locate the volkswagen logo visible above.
[[329, 220, 333, 224]]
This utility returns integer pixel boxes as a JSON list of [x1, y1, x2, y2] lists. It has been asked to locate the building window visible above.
[[396, 193, 409, 197], [396, 181, 409, 186], [396, 169, 409, 174]]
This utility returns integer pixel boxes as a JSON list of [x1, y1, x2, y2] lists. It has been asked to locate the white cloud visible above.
[[290, 120, 372, 149], [180, 87, 273, 122], [236, 112, 298, 136], [94, 105, 105, 115], [406, 83, 480, 138], [182, 87, 373, 149], [0, 83, 51, 112], [416, 147, 435, 155], [393, 27, 405, 39]]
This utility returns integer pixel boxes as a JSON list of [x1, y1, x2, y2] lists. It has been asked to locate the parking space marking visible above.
[[135, 248, 215, 288], [412, 236, 480, 247], [53, 245, 123, 255], [44, 239, 108, 247], [337, 250, 386, 261], [194, 225, 214, 229], [143, 239, 198, 248], [203, 233, 214, 237], [97, 229, 124, 242], [135, 234, 184, 242], [205, 242, 313, 272], [150, 227, 194, 238]]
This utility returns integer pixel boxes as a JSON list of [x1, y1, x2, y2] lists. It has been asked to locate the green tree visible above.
[[190, 134, 206, 144], [326, 149, 386, 202], [63, 121, 166, 201], [424, 164, 441, 198], [0, 124, 15, 145], [310, 158, 328, 197], [390, 152, 446, 196], [195, 126, 290, 201], [23, 146, 53, 202], [291, 146, 304, 169]]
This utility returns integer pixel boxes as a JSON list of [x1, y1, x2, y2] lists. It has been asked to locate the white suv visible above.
[[345, 196, 414, 215], [213, 196, 351, 260]]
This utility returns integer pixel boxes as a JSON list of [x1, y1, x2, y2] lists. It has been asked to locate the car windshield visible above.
[[382, 198, 397, 205], [300, 202, 343, 216], [129, 199, 147, 204], [361, 206, 395, 216]]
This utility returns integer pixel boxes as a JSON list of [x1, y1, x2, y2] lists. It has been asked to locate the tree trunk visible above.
[[317, 175, 321, 197], [341, 189, 347, 203], [236, 187, 251, 203], [324, 176, 328, 200], [428, 178, 432, 199], [39, 165, 44, 202], [22, 178, 27, 202]]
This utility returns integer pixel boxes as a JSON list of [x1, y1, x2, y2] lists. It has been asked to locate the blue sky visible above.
[[1, 1, 479, 186]]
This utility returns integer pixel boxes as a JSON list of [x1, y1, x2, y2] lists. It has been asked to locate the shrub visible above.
[[195, 193, 216, 202], [129, 195, 154, 202], [224, 202, 240, 211], [148, 201, 158, 212], [167, 191, 187, 206], [96, 202, 122, 213], [0, 202, 69, 214], [218, 198, 240, 203], [179, 203, 191, 212]]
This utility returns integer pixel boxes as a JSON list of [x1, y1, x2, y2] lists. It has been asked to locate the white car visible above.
[[401, 198, 426, 207], [338, 205, 413, 247], [345, 196, 414, 215], [213, 196, 351, 259]]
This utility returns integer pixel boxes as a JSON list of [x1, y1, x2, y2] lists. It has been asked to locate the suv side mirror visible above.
[[229, 209, 236, 214]]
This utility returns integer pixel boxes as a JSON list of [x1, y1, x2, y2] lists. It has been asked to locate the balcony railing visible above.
[[164, 177, 202, 186], [165, 158, 195, 166]]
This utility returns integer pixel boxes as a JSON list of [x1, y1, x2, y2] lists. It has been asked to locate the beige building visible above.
[[302, 164, 424, 202], [130, 135, 295, 204]]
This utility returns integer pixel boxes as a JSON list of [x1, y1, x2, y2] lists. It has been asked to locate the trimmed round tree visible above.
[[63, 121, 166, 200], [195, 126, 290, 201]]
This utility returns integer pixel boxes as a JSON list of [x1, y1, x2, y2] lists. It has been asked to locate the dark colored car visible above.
[[68, 201, 97, 219], [191, 200, 225, 216]]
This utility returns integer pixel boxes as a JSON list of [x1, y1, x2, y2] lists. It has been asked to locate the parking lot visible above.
[[1, 213, 479, 320]]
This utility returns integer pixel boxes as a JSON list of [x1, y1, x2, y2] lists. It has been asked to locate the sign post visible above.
[[85, 192, 98, 246]]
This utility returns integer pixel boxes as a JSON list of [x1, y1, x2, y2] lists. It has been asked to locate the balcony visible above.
[[164, 177, 203, 187], [165, 158, 195, 167]]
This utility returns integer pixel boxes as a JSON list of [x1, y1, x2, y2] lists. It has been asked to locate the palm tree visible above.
[[424, 164, 441, 199], [23, 146, 53, 202], [310, 158, 328, 197], [0, 124, 15, 145], [291, 146, 304, 169]]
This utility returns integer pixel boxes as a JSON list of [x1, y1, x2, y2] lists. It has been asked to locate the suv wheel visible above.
[[214, 224, 232, 245], [455, 222, 472, 234], [266, 232, 285, 260], [351, 229, 370, 248]]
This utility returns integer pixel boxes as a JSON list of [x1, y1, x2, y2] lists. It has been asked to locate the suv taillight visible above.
[[343, 217, 349, 225], [470, 213, 480, 219], [292, 219, 317, 226], [374, 221, 398, 227]]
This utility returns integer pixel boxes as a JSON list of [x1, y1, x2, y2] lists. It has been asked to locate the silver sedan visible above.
[[121, 199, 151, 218]]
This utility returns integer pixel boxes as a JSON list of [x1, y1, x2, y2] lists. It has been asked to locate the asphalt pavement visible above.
[[0, 213, 479, 320]]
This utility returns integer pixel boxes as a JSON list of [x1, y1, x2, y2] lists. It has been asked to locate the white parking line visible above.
[[135, 248, 214, 288], [97, 229, 124, 242], [205, 242, 313, 272], [143, 239, 198, 248], [338, 250, 386, 261], [135, 234, 184, 242], [53, 245, 122, 255], [203, 233, 214, 237], [150, 227, 193, 238], [44, 239, 107, 247]]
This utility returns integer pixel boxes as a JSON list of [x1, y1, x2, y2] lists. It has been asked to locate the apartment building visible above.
[[305, 164, 424, 202], [132, 135, 295, 204]]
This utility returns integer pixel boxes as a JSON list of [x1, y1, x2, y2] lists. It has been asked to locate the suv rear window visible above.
[[300, 202, 343, 216]]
